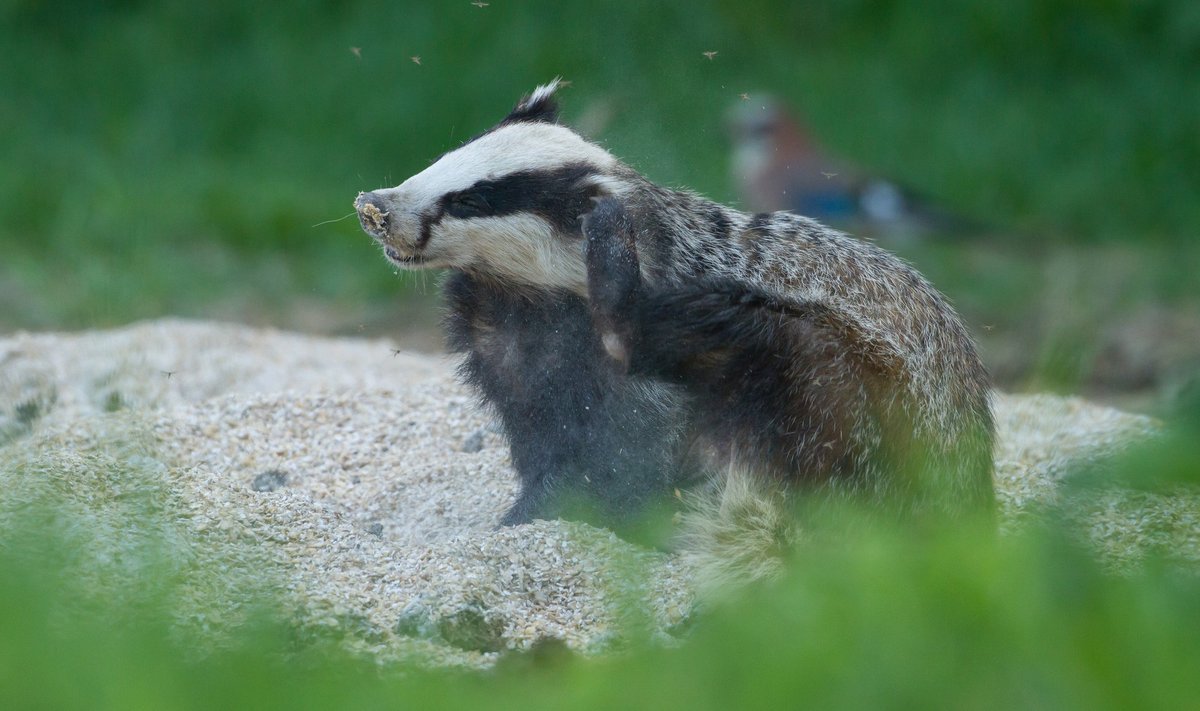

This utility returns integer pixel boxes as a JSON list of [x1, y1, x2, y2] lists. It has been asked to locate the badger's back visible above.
[[628, 185, 994, 513]]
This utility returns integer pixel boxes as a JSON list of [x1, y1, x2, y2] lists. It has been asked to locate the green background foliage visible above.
[[2, 0, 1197, 329]]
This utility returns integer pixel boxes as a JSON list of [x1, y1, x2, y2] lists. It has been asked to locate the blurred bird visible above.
[[728, 96, 970, 241]]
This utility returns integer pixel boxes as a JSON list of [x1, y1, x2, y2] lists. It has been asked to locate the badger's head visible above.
[[354, 80, 624, 293]]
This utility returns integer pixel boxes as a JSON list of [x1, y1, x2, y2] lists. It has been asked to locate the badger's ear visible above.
[[503, 78, 562, 125]]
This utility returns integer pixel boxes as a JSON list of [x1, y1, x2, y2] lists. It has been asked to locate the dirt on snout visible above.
[[357, 197, 388, 234]]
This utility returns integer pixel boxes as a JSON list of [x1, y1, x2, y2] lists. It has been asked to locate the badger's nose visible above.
[[355, 191, 390, 237]]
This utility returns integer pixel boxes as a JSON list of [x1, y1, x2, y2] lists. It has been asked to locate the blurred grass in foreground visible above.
[[3, 424, 1199, 711]]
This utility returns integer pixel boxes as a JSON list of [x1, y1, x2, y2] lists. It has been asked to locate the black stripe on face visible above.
[[417, 206, 444, 249], [440, 163, 600, 236]]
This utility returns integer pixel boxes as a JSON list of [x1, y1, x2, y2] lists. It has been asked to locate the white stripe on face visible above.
[[434, 213, 589, 293], [395, 122, 617, 209]]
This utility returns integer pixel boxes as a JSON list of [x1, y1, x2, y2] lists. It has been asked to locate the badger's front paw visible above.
[[583, 197, 641, 367]]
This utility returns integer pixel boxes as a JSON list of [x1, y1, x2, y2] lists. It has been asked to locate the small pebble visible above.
[[251, 469, 288, 492], [394, 603, 439, 640], [461, 429, 487, 453], [437, 605, 507, 653]]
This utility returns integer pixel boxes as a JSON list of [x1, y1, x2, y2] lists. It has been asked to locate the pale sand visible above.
[[1, 319, 1194, 667]]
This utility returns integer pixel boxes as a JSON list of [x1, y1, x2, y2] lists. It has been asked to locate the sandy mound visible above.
[[0, 319, 1194, 667]]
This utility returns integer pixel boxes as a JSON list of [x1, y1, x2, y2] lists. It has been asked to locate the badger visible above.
[[354, 80, 995, 577]]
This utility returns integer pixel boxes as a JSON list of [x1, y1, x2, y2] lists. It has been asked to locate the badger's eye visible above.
[[446, 191, 492, 219]]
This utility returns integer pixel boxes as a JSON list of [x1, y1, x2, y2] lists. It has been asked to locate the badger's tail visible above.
[[676, 463, 801, 594]]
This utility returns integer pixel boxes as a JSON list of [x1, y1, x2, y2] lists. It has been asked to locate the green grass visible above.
[[1, 396, 1195, 710], [3, 475, 1199, 710], [2, 0, 1198, 331], [3, 395, 1199, 710]]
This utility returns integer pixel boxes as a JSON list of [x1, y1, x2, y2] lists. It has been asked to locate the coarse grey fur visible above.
[[354, 80, 995, 570]]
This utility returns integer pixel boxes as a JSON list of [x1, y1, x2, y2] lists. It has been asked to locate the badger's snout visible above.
[[354, 191, 391, 238]]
